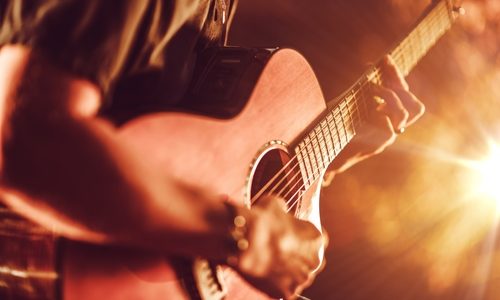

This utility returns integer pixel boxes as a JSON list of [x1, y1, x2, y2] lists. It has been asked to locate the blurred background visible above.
[[230, 0, 500, 299]]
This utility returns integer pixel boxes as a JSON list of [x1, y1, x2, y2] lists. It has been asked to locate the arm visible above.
[[0, 45, 232, 257], [0, 45, 323, 299]]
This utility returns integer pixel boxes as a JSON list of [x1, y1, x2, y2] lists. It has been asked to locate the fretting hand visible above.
[[325, 55, 425, 180]]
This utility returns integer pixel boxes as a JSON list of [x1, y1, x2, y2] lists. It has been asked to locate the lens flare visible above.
[[470, 144, 500, 216]]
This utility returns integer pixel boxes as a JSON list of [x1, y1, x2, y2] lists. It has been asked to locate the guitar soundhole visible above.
[[249, 147, 304, 214]]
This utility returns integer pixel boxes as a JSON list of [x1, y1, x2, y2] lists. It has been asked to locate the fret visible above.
[[341, 98, 351, 134], [334, 108, 347, 147], [321, 120, 335, 161], [310, 130, 324, 171], [333, 115, 345, 152], [352, 91, 362, 131], [296, 120, 336, 186], [343, 100, 354, 138], [315, 125, 330, 166], [293, 0, 461, 183], [390, 1, 452, 76], [408, 31, 418, 70], [402, 44, 410, 74], [304, 143, 315, 183], [326, 113, 341, 155], [339, 102, 349, 147], [440, 3, 452, 32], [338, 106, 349, 145], [300, 140, 314, 186], [371, 68, 382, 85], [317, 129, 327, 169], [431, 5, 446, 38], [357, 93, 367, 123], [445, 0, 463, 22], [357, 80, 370, 121], [339, 103, 351, 143], [304, 136, 318, 179], [327, 111, 340, 148], [295, 144, 310, 187], [413, 25, 424, 64], [338, 102, 346, 135], [345, 96, 357, 135]]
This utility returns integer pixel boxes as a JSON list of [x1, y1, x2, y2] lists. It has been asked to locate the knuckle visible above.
[[416, 101, 426, 116], [407, 99, 425, 124], [387, 89, 399, 100], [401, 109, 410, 123], [380, 88, 398, 104], [285, 281, 299, 299], [382, 128, 397, 144], [311, 255, 321, 270]]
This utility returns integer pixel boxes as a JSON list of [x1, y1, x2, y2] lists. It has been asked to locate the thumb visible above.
[[255, 194, 288, 212]]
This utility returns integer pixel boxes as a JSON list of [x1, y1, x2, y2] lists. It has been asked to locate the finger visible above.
[[371, 84, 409, 132], [379, 55, 425, 127], [256, 194, 288, 212], [392, 88, 425, 126], [321, 227, 330, 249], [367, 113, 397, 154], [289, 278, 307, 300], [327, 114, 396, 173], [379, 55, 409, 91], [301, 264, 320, 293], [282, 276, 301, 300]]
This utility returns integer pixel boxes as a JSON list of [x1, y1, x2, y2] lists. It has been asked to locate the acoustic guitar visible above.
[[0, 1, 462, 299]]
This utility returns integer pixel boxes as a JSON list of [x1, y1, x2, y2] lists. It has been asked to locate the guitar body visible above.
[[1, 1, 462, 298], [62, 48, 328, 300], [0, 1, 462, 298]]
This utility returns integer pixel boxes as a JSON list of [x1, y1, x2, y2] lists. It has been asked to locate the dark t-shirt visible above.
[[0, 0, 237, 111]]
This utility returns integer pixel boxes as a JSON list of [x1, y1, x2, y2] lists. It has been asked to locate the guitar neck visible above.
[[390, 0, 461, 77], [294, 0, 462, 188]]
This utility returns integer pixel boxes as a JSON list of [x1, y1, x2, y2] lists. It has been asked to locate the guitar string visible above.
[[249, 89, 367, 208], [389, 2, 447, 72], [250, 3, 448, 207], [285, 39, 442, 209], [288, 4, 452, 218], [248, 67, 377, 205], [390, 2, 448, 74], [257, 79, 372, 211], [281, 85, 372, 213], [248, 3, 449, 213], [274, 96, 365, 202], [272, 40, 432, 213], [222, 4, 453, 296], [253, 68, 380, 211], [249, 98, 365, 215], [284, 5, 450, 215], [389, 5, 447, 76], [250, 5, 442, 204]]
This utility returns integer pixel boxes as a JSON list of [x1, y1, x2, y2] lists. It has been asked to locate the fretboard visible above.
[[294, 0, 461, 188]]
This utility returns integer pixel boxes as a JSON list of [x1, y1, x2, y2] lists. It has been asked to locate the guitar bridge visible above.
[[192, 258, 227, 300]]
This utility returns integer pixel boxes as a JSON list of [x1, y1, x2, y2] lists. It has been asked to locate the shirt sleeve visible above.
[[0, 0, 155, 94]]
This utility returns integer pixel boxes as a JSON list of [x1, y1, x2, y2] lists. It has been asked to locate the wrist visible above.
[[223, 203, 252, 267]]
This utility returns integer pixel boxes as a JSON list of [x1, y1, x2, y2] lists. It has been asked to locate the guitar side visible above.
[[62, 48, 329, 300]]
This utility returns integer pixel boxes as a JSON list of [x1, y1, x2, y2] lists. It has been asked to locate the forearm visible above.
[[4, 118, 225, 249], [0, 46, 233, 259]]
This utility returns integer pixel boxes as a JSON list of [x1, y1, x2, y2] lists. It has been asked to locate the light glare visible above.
[[473, 145, 500, 210]]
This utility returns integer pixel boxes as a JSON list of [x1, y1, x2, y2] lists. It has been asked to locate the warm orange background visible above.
[[230, 1, 500, 299]]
